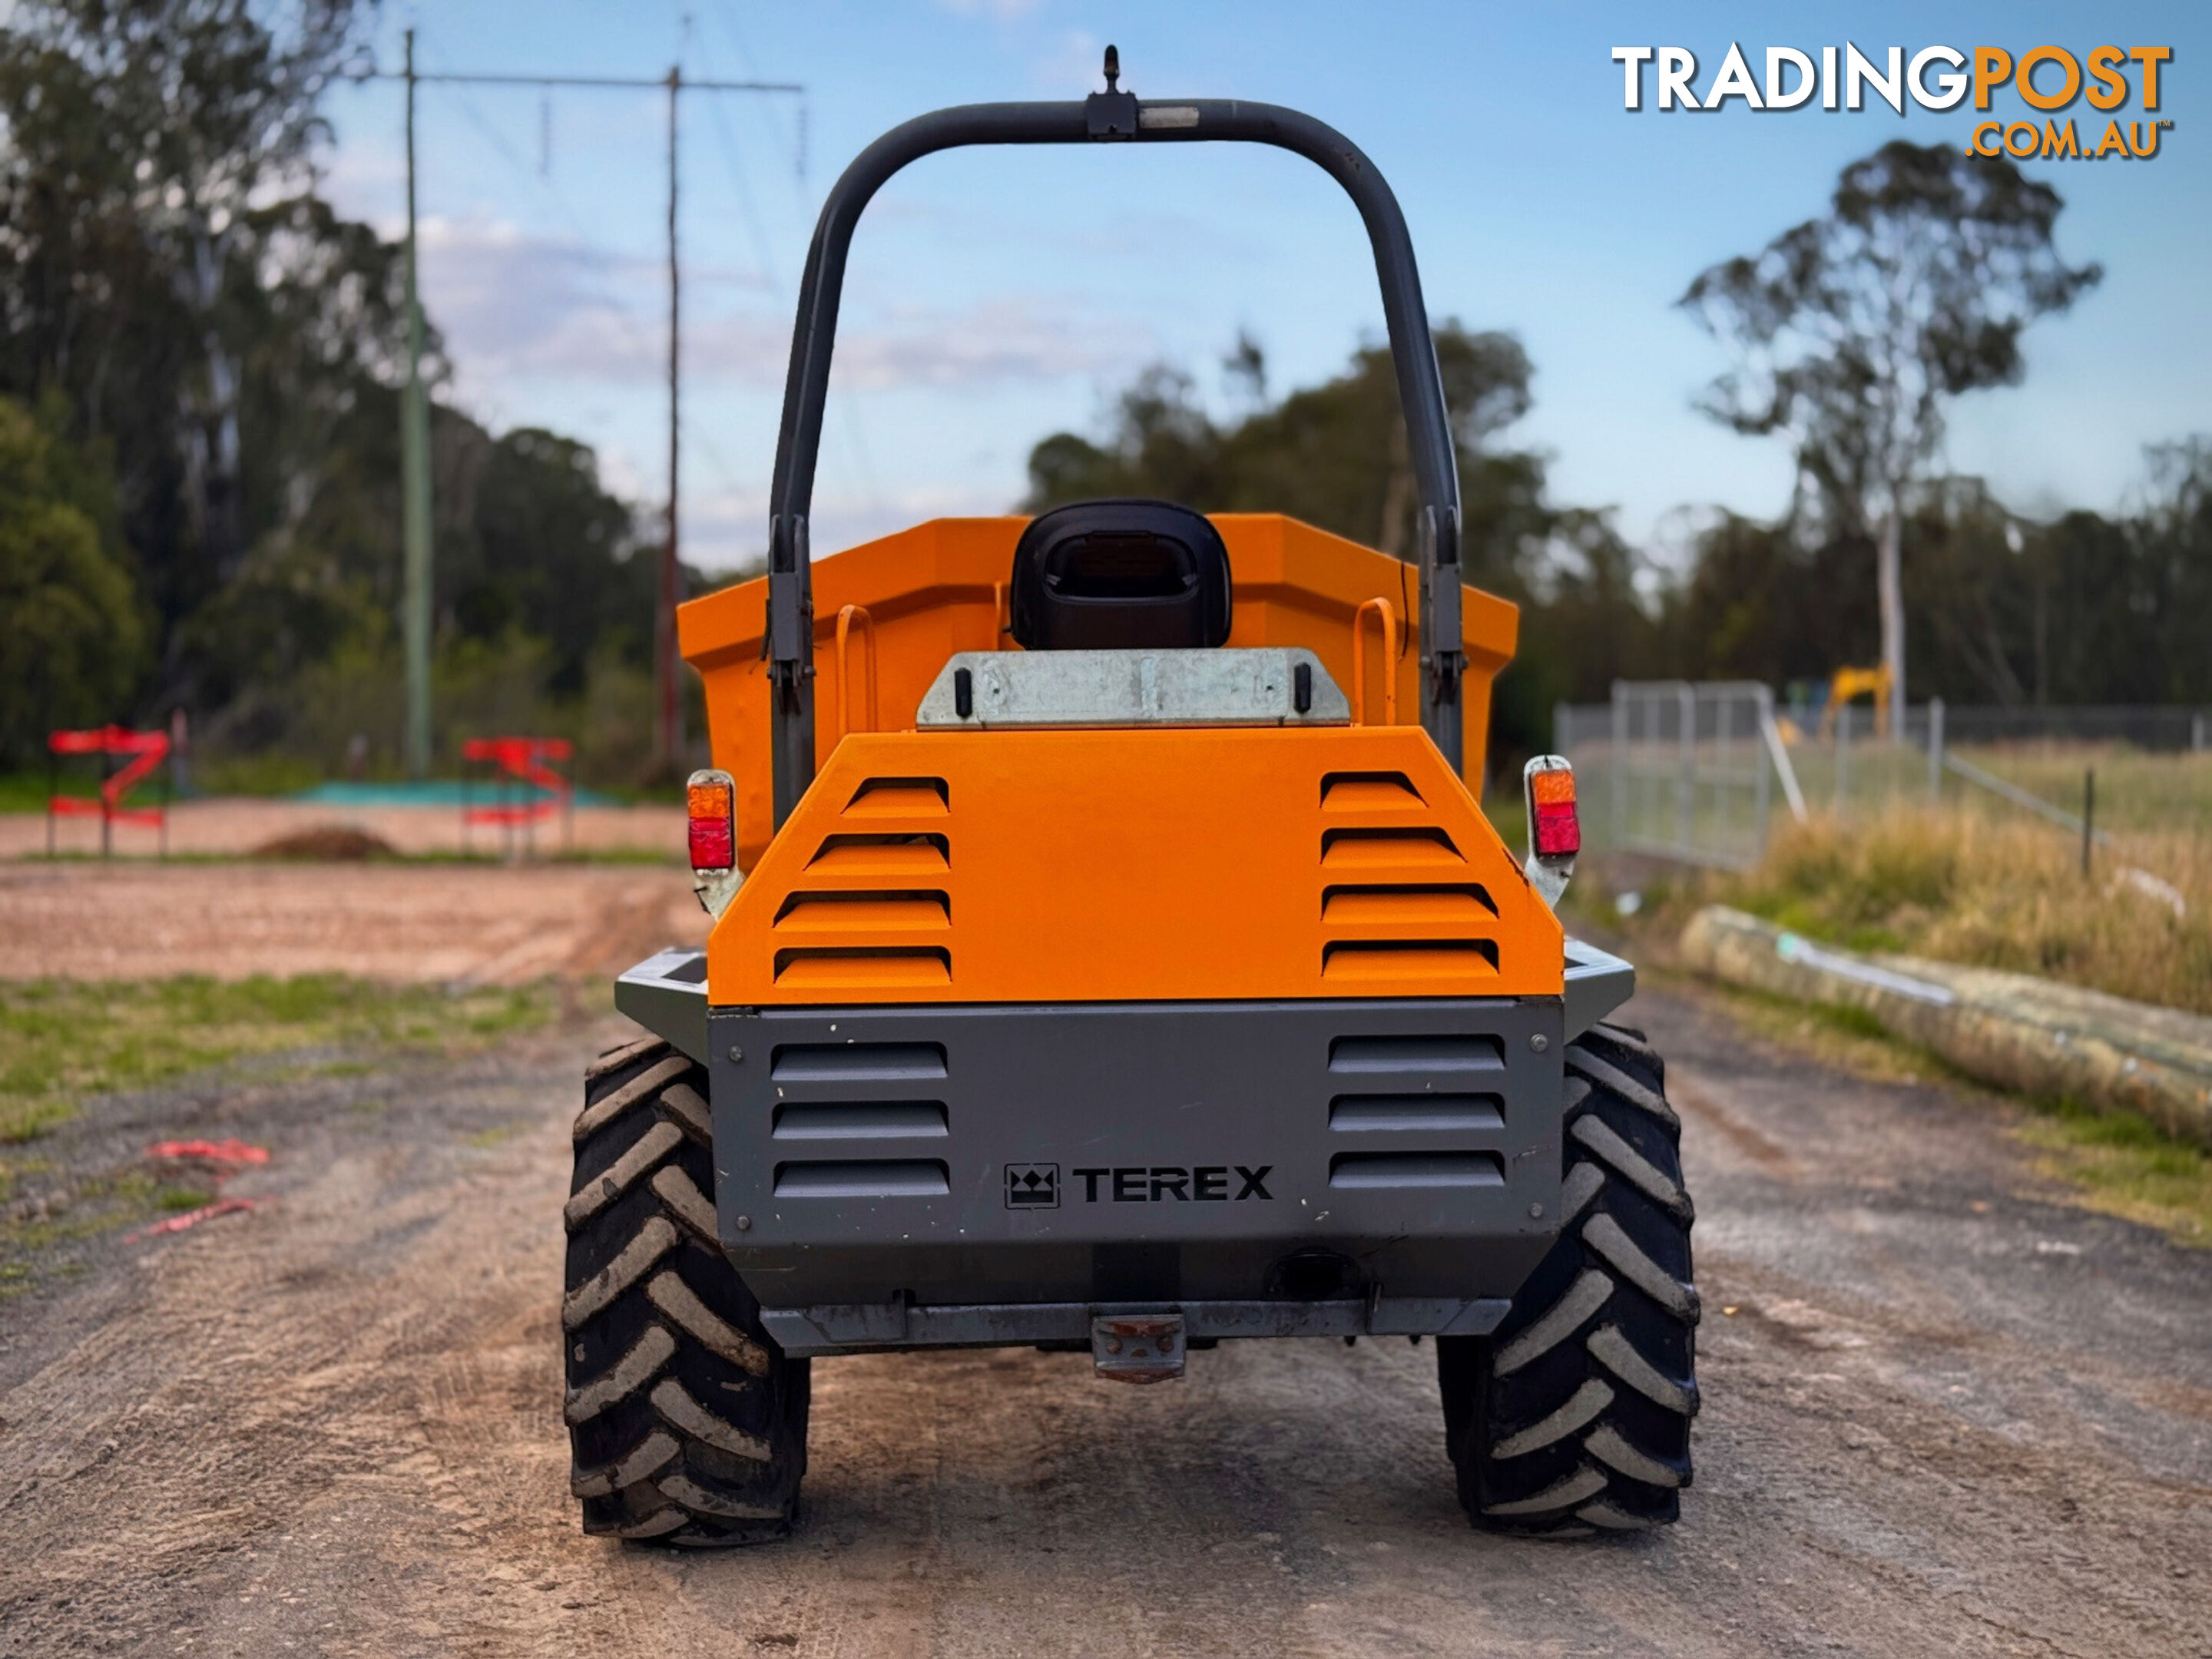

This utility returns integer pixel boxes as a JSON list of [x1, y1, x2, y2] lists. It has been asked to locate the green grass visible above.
[[1480, 790, 1528, 858], [0, 975, 558, 1143], [0, 771, 101, 813], [0, 1164, 218, 1297], [1677, 969, 2212, 1247], [2014, 1095, 2212, 1247], [190, 753, 323, 797]]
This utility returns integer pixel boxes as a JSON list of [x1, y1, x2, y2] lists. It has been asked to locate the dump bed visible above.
[[679, 512, 1522, 873]]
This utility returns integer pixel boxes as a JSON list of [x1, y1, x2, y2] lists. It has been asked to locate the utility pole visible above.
[[366, 52, 801, 780], [660, 65, 684, 770], [401, 28, 434, 779]]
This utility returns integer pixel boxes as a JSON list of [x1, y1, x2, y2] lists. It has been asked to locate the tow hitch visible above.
[[1091, 1312, 1186, 1384]]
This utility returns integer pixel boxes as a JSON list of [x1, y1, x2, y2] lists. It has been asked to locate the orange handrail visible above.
[[835, 604, 879, 739], [1352, 597, 1399, 727]]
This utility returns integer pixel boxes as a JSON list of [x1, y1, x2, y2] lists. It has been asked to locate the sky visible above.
[[320, 2, 2212, 579]]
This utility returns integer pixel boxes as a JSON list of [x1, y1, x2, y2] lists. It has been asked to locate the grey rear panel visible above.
[[707, 996, 1565, 1323]]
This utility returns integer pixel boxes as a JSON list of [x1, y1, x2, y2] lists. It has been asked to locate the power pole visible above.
[[400, 28, 434, 779], [659, 65, 684, 771], [365, 55, 800, 780]]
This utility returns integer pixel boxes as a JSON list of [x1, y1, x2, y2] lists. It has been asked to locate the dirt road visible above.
[[0, 862, 703, 985], [2, 986, 2207, 1657], [6, 800, 684, 862]]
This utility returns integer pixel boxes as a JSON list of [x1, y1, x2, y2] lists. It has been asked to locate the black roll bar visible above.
[[764, 55, 1465, 824]]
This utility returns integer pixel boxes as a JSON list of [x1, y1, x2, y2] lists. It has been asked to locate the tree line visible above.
[[3, 7, 2203, 790], [1026, 144, 2208, 781], [0, 0, 669, 783]]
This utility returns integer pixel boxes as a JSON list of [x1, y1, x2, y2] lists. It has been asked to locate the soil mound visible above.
[[250, 824, 399, 861]]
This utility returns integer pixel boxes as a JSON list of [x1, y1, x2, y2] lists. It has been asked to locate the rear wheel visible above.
[[564, 1035, 810, 1545], [1437, 1021, 1698, 1535]]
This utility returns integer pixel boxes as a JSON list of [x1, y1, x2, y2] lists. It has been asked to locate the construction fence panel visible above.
[[1555, 694, 2210, 868], [1552, 682, 1785, 871]]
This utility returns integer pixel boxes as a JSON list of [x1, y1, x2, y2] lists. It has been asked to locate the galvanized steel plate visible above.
[[916, 647, 1350, 728]]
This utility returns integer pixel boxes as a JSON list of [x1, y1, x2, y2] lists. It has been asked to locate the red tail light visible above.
[[1528, 763, 1580, 858], [687, 773, 736, 871]]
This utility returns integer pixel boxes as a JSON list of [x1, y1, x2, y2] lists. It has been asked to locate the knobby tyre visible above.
[[1437, 1021, 1698, 1535], [563, 1035, 810, 1545]]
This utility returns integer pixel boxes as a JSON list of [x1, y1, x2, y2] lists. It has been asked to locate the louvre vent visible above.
[[773, 889, 951, 930], [1320, 883, 1495, 924], [1317, 762, 1499, 983], [772, 1101, 949, 1141], [1328, 1152, 1504, 1189], [1327, 1034, 1504, 1073], [845, 776, 949, 816], [773, 947, 952, 989], [1320, 770, 1424, 811], [1321, 939, 1498, 981], [773, 1160, 949, 1198], [1328, 1094, 1504, 1132], [1319, 826, 1463, 867], [806, 833, 949, 874], [771, 782, 960, 989], [771, 1041, 947, 1082]]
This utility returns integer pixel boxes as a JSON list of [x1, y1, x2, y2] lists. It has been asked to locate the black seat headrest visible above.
[[1009, 499, 1232, 651]]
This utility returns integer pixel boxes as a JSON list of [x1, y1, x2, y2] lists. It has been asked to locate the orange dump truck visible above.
[[566, 61, 1698, 1545]]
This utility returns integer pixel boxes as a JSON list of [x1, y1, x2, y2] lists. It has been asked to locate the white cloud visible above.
[[684, 478, 1017, 581], [414, 215, 664, 383], [415, 214, 1133, 393], [824, 298, 1131, 390], [935, 0, 1043, 20]]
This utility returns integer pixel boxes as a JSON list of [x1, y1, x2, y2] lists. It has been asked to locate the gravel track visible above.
[[4, 801, 682, 863], [0, 863, 702, 985], [1, 986, 2207, 1657]]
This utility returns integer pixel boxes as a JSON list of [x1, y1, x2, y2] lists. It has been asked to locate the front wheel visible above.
[[563, 1035, 810, 1545], [1437, 1021, 1699, 1535]]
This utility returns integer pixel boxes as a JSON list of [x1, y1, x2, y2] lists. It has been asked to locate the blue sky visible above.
[[320, 2, 2211, 578]]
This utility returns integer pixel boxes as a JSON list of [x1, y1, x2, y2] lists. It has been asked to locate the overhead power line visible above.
[[360, 40, 803, 776]]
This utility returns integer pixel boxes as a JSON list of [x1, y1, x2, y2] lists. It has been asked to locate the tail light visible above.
[[685, 774, 738, 916], [1528, 760, 1580, 857], [1522, 755, 1578, 909]]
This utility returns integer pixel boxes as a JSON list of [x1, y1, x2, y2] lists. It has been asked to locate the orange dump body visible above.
[[677, 512, 1557, 1006]]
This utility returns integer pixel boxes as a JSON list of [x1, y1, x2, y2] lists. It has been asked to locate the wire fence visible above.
[[1555, 688, 2212, 869]]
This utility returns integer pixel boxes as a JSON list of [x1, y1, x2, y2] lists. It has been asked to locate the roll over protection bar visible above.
[[764, 51, 1466, 825]]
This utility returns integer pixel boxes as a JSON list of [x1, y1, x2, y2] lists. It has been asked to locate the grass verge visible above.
[[2012, 1100, 2212, 1247], [1674, 966, 2212, 1247], [1589, 804, 2212, 1016], [0, 975, 557, 1143]]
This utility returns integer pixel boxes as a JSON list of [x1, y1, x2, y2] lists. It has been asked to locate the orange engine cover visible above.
[[707, 725, 1563, 1006]]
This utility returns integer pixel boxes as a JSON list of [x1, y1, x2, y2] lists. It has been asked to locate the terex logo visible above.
[[1071, 1165, 1273, 1203]]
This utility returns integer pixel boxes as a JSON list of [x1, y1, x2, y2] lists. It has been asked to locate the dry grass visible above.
[[1592, 806, 2212, 1016], [1595, 800, 2212, 1239], [1955, 743, 2212, 834], [1773, 741, 2212, 835], [1728, 808, 2212, 1015]]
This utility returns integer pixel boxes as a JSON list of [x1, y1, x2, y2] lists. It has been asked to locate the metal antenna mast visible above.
[[370, 48, 803, 777]]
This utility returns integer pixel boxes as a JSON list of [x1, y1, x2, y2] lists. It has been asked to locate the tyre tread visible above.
[[565, 1041, 806, 1546], [1439, 1020, 1697, 1536]]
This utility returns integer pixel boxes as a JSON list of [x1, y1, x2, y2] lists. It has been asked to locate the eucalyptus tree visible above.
[[1680, 141, 2100, 730]]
